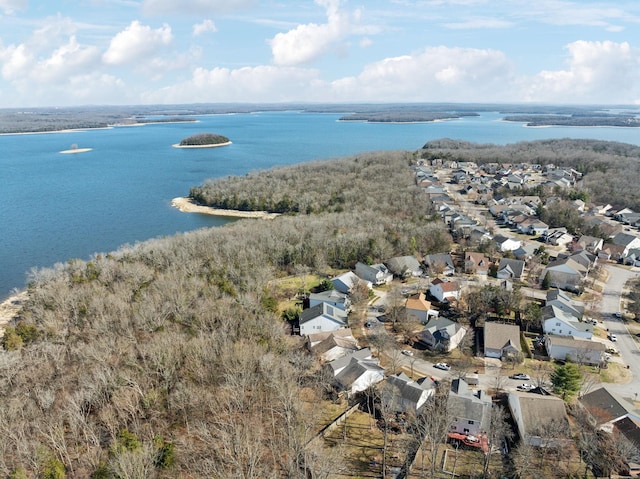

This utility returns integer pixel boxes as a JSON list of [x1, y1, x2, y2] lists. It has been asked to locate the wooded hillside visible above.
[[0, 151, 449, 478]]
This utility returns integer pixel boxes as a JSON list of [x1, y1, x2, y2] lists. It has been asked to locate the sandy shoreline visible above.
[[171, 197, 280, 219], [171, 141, 232, 149], [0, 291, 27, 337]]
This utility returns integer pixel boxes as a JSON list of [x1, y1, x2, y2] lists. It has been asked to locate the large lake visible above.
[[2, 110, 640, 298]]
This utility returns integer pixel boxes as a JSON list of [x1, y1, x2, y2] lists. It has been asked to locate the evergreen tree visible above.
[[550, 362, 582, 400]]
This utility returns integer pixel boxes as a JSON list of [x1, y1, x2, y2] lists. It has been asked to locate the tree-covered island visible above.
[[173, 132, 231, 148]]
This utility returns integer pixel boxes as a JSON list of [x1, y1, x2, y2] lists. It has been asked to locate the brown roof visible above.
[[484, 322, 521, 352], [406, 292, 432, 312]]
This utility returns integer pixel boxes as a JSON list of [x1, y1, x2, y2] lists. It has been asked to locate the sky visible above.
[[1, 0, 640, 107]]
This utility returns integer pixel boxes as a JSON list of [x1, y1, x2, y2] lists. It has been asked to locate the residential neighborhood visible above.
[[287, 157, 640, 478]]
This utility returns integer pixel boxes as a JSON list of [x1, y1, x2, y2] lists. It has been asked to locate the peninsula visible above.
[[172, 132, 231, 148], [171, 197, 279, 219]]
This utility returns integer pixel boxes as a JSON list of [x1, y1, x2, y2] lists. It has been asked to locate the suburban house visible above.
[[579, 387, 640, 449], [331, 271, 371, 294], [327, 348, 373, 376], [307, 329, 359, 362], [386, 255, 424, 278], [545, 289, 584, 320], [483, 322, 522, 360], [508, 391, 570, 447], [423, 253, 455, 276], [299, 302, 348, 336], [354, 262, 393, 286], [334, 357, 385, 396], [465, 252, 489, 276], [384, 372, 435, 413], [429, 278, 461, 303], [545, 335, 605, 365], [448, 379, 492, 437], [542, 304, 593, 340], [575, 235, 604, 254], [612, 232, 640, 257], [540, 258, 586, 292], [308, 289, 351, 312], [493, 234, 522, 252], [421, 316, 467, 352], [496, 258, 525, 280], [543, 228, 574, 247], [405, 292, 438, 324]]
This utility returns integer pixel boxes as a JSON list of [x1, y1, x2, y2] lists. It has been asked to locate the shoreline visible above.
[[0, 290, 27, 337], [171, 197, 280, 219], [171, 141, 232, 149]]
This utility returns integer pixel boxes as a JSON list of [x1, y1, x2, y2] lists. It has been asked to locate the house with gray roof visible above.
[[308, 289, 351, 312], [355, 262, 393, 286], [423, 253, 455, 276], [330, 271, 371, 294], [483, 322, 522, 360], [299, 302, 348, 336], [308, 329, 359, 362], [508, 391, 570, 447], [496, 258, 525, 280], [421, 316, 467, 352], [386, 255, 424, 278], [448, 379, 492, 437], [545, 335, 605, 366], [542, 304, 592, 340], [334, 357, 385, 396], [545, 288, 584, 319], [327, 348, 373, 376], [384, 372, 435, 413], [612, 232, 640, 257]]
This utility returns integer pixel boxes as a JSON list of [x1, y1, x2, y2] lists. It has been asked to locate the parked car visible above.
[[434, 362, 450, 371], [401, 350, 414, 356], [614, 311, 622, 318], [609, 333, 618, 342], [517, 383, 535, 391], [510, 373, 530, 381]]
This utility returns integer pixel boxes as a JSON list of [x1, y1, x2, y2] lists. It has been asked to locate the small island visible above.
[[59, 143, 93, 154], [172, 133, 231, 149]]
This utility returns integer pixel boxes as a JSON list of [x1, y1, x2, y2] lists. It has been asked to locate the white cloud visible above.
[[443, 17, 513, 29], [329, 46, 514, 102], [0, 43, 32, 80], [193, 19, 217, 36], [142, 0, 254, 15], [524, 40, 640, 103], [142, 65, 321, 103], [103, 21, 173, 65], [269, 0, 379, 66], [32, 36, 100, 82], [0, 0, 26, 15]]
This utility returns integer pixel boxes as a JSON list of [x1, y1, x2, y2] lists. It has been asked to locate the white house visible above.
[[493, 234, 522, 252], [385, 372, 435, 413], [405, 292, 438, 324], [483, 322, 522, 360], [309, 289, 351, 312], [355, 262, 393, 286], [307, 329, 359, 362], [334, 357, 385, 395], [496, 258, 525, 280], [544, 335, 605, 366], [542, 304, 592, 340], [327, 348, 373, 376], [429, 278, 461, 303], [299, 302, 348, 336], [448, 379, 492, 437]]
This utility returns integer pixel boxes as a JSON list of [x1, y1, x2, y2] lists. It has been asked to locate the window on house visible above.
[[463, 428, 469, 433], [468, 420, 475, 425], [556, 322, 561, 326]]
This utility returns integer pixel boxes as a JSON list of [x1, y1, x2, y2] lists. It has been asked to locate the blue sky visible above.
[[1, 0, 639, 107]]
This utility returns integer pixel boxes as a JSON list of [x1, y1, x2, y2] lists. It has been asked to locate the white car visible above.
[[401, 350, 414, 356], [510, 373, 530, 381], [517, 383, 535, 391], [434, 362, 450, 371], [609, 333, 618, 342]]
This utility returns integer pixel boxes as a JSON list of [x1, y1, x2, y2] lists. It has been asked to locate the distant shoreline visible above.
[[172, 141, 232, 149], [171, 197, 280, 219]]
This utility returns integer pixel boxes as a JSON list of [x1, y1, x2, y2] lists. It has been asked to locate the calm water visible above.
[[2, 110, 640, 298]]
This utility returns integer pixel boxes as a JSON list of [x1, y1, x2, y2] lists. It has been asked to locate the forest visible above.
[[0, 150, 450, 478], [178, 133, 230, 146]]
